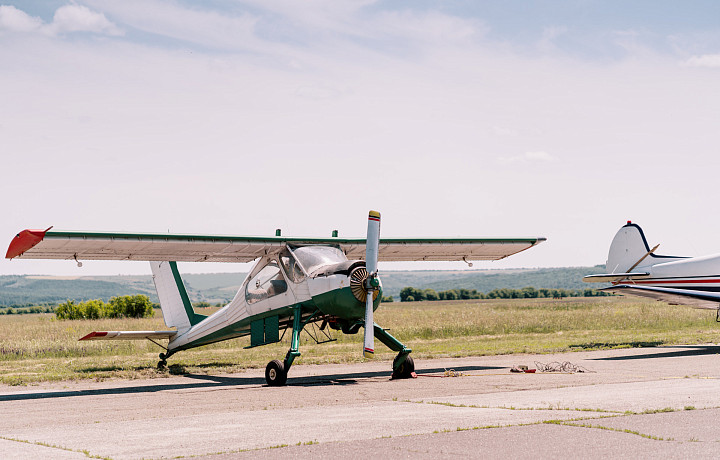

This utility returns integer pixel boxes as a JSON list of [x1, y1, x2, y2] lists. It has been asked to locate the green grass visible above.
[[1, 296, 719, 384]]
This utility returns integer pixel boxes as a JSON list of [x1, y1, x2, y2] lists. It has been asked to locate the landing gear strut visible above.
[[373, 323, 416, 380], [265, 305, 305, 386], [263, 309, 417, 386]]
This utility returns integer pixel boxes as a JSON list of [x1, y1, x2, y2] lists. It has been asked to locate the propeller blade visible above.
[[364, 291, 374, 358], [364, 210, 381, 358]]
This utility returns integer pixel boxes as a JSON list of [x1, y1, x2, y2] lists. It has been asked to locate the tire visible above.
[[393, 355, 415, 379], [265, 359, 287, 386]]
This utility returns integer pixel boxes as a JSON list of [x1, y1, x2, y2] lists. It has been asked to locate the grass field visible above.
[[1, 296, 719, 385]]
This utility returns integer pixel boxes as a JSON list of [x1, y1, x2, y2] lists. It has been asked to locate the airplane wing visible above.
[[602, 284, 720, 310], [356, 237, 545, 262], [6, 228, 545, 263]]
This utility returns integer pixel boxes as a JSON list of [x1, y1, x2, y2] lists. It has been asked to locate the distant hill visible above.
[[0, 275, 157, 307], [0, 273, 248, 307], [379, 266, 606, 298], [0, 266, 605, 307]]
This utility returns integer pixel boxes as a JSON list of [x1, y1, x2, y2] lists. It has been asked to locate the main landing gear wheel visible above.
[[157, 353, 168, 370], [392, 356, 415, 380], [265, 359, 288, 386]]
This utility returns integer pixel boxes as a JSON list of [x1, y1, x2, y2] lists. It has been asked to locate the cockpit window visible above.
[[280, 249, 306, 283], [245, 261, 288, 304], [290, 245, 348, 275]]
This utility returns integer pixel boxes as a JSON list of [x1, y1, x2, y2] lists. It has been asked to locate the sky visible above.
[[2, 1, 720, 276]]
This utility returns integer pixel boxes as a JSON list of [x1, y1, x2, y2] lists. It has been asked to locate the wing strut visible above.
[[612, 244, 660, 285]]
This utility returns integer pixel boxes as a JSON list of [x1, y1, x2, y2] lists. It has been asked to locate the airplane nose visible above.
[[350, 266, 379, 303]]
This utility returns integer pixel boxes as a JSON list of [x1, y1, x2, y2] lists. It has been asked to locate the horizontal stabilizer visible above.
[[79, 331, 177, 341], [602, 285, 720, 310], [583, 272, 650, 283]]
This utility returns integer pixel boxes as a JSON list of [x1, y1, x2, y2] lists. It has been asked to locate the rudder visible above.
[[150, 261, 207, 335], [606, 222, 684, 273]]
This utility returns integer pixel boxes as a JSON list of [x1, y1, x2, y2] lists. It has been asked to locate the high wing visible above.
[[6, 228, 545, 263], [602, 285, 720, 310]]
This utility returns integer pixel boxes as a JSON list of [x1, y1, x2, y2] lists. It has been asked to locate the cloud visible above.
[[685, 54, 720, 68], [497, 151, 558, 164], [3, 1, 720, 275], [0, 3, 122, 37], [80, 0, 265, 52], [372, 9, 484, 45], [48, 4, 123, 36], [0, 5, 42, 33]]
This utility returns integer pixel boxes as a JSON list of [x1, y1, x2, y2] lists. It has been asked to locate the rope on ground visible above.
[[443, 369, 463, 377], [534, 361, 595, 373], [416, 368, 466, 378]]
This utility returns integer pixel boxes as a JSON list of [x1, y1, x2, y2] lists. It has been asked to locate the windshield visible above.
[[290, 245, 348, 275]]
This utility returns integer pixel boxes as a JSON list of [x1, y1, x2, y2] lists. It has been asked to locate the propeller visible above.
[[364, 210, 381, 358]]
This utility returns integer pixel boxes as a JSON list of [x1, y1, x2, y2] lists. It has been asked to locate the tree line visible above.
[[55, 295, 155, 320], [398, 286, 613, 302], [0, 305, 55, 315]]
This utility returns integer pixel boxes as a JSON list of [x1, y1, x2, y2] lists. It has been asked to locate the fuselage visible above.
[[167, 245, 381, 352], [622, 253, 720, 293]]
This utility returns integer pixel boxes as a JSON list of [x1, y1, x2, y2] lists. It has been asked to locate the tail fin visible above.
[[606, 222, 683, 273], [150, 261, 207, 335]]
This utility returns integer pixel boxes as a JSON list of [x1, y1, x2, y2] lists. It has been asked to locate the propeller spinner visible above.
[[364, 210, 381, 358]]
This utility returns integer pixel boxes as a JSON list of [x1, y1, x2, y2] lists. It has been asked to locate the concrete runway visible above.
[[1, 345, 720, 459]]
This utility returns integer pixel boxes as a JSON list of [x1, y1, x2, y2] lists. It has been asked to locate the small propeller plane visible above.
[[6, 211, 545, 386], [584, 221, 720, 315]]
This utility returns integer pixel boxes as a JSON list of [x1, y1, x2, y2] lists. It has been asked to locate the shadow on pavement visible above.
[[0, 365, 504, 401], [285, 365, 505, 387], [0, 375, 265, 402], [591, 345, 720, 361], [571, 341, 664, 350]]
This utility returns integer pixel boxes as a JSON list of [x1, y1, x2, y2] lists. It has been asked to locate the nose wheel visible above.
[[392, 355, 415, 379], [265, 359, 287, 386]]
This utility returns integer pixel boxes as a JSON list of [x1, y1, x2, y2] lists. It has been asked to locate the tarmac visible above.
[[1, 345, 720, 459]]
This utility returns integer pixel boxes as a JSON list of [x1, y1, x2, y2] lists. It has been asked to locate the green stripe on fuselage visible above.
[[169, 286, 381, 353], [311, 286, 381, 320], [169, 261, 207, 326]]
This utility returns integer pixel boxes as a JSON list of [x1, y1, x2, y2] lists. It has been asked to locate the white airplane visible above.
[[6, 211, 545, 386], [584, 221, 720, 315]]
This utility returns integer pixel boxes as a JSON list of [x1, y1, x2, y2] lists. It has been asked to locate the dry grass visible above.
[[1, 296, 718, 384]]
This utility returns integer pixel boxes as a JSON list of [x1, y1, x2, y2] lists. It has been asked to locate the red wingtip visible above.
[[79, 331, 108, 341], [6, 227, 52, 259]]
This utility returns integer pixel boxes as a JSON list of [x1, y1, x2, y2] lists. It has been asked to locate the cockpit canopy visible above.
[[290, 245, 348, 276], [244, 245, 350, 305]]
